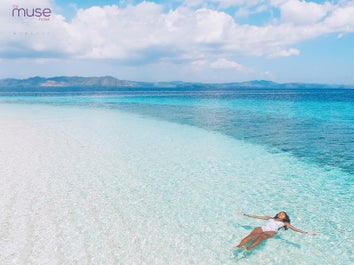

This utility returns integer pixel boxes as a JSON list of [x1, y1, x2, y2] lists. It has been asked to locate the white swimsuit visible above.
[[261, 219, 284, 233]]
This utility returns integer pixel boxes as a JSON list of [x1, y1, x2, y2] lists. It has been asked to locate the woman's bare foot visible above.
[[241, 246, 249, 251], [234, 245, 248, 251]]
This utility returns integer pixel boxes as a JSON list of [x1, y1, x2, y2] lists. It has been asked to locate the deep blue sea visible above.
[[0, 87, 353, 264]]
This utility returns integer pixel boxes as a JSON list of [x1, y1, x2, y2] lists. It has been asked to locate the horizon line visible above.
[[1, 75, 354, 87]]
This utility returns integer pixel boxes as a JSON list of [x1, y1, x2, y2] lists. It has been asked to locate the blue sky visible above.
[[1, 0, 354, 84]]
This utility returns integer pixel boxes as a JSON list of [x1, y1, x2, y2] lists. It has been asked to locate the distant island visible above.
[[0, 76, 353, 93]]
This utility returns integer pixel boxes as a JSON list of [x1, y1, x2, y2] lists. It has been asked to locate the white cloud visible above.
[[194, 8, 235, 43], [1, 0, 354, 67], [235, 4, 268, 18], [209, 0, 265, 9], [210, 58, 246, 70], [268, 48, 300, 58], [276, 0, 332, 25], [323, 4, 354, 32]]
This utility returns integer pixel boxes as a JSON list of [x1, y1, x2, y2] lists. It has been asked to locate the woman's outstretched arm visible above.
[[285, 223, 316, 236], [238, 212, 272, 220]]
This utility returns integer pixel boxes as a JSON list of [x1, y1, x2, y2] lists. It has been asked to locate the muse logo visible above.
[[12, 5, 52, 20]]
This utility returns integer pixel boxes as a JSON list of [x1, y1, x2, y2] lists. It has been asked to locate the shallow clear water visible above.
[[0, 88, 353, 264]]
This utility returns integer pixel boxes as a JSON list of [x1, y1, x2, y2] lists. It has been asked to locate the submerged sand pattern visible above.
[[0, 106, 222, 264], [0, 117, 131, 264], [0, 103, 352, 265]]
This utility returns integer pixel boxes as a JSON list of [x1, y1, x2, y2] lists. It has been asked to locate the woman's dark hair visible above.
[[274, 211, 291, 230]]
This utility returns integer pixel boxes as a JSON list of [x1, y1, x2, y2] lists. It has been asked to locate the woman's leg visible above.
[[235, 227, 263, 248], [246, 231, 275, 250]]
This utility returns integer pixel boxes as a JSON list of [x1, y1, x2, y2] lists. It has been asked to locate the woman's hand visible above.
[[307, 232, 317, 236]]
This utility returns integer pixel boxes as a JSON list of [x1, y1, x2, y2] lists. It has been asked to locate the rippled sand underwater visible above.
[[0, 102, 352, 265]]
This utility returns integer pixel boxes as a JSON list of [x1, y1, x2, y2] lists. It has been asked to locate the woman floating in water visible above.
[[235, 211, 316, 251]]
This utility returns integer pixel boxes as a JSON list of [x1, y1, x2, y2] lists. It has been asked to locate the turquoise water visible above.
[[0, 88, 353, 264]]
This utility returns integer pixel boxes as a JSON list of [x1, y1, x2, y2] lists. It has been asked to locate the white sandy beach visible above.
[[0, 103, 351, 265], [0, 104, 234, 264], [0, 107, 130, 264]]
